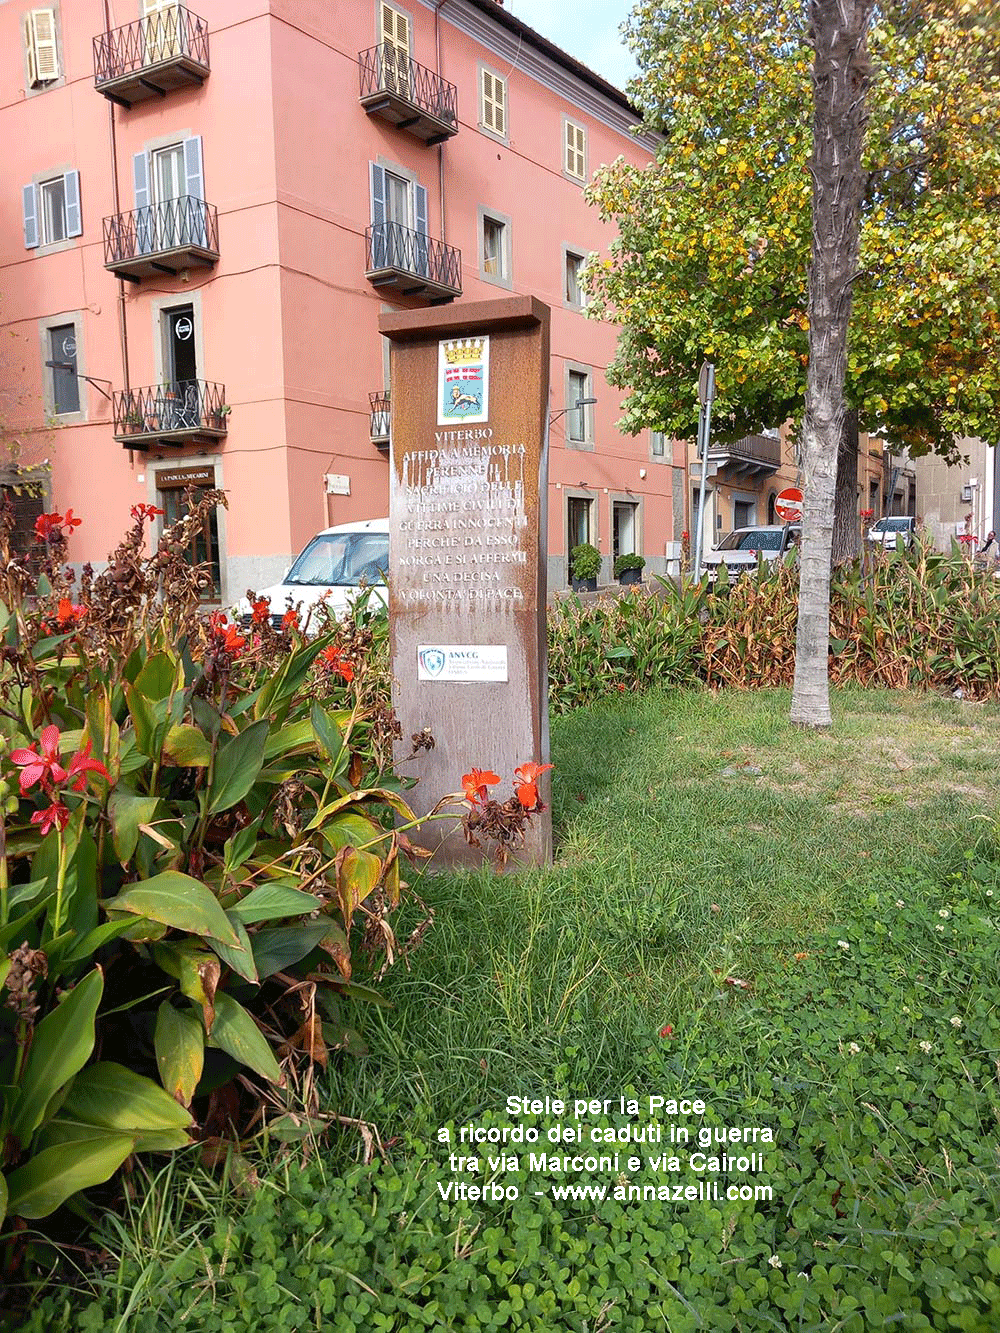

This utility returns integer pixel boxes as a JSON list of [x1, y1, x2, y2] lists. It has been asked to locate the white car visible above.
[[866, 516, 915, 549], [701, 524, 800, 581], [237, 518, 389, 629]]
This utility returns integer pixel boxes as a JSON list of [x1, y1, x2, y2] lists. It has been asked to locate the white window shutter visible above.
[[28, 10, 60, 83], [414, 183, 428, 277], [22, 184, 39, 249], [24, 15, 38, 86], [183, 136, 204, 200], [134, 151, 153, 254], [64, 170, 82, 237], [370, 163, 387, 268]]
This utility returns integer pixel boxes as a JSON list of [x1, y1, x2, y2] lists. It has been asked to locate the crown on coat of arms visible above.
[[443, 338, 486, 365]]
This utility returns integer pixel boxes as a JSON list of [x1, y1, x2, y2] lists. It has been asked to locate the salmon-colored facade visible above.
[[1, 0, 685, 600]]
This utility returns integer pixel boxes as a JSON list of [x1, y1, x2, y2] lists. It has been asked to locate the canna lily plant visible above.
[[0, 491, 465, 1232]]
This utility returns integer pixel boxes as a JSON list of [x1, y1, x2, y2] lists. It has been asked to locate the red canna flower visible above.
[[66, 739, 111, 793], [462, 768, 501, 807], [52, 598, 86, 631], [131, 503, 164, 522], [250, 597, 271, 626], [62, 508, 81, 531], [659, 1024, 674, 1039], [30, 801, 71, 836], [208, 611, 245, 655], [281, 609, 300, 633], [513, 761, 554, 810], [859, 508, 874, 520], [34, 511, 64, 541], [317, 644, 354, 682], [10, 725, 68, 794]]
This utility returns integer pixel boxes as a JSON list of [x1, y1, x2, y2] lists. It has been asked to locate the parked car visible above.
[[866, 516, 915, 549], [237, 518, 389, 629], [701, 523, 801, 582]]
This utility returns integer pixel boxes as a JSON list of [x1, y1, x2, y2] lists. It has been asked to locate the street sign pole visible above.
[[692, 361, 715, 581]]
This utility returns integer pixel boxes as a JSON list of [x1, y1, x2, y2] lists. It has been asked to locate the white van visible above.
[[237, 518, 389, 629], [866, 516, 915, 549]]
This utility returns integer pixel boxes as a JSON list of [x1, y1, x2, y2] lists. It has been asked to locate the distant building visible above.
[[1, 0, 689, 598]]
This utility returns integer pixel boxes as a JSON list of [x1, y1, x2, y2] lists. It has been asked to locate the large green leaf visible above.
[[207, 719, 270, 816], [310, 701, 347, 771], [306, 787, 417, 832], [5, 1137, 136, 1220], [251, 920, 331, 980], [6, 878, 50, 912], [134, 651, 179, 703], [57, 1061, 194, 1146], [104, 871, 241, 948], [108, 792, 161, 863], [230, 883, 321, 925], [206, 992, 283, 1085], [222, 816, 263, 875], [212, 912, 259, 983], [336, 846, 383, 928], [154, 1003, 204, 1107], [162, 724, 212, 768], [262, 718, 316, 762], [123, 680, 161, 759], [10, 968, 102, 1146]]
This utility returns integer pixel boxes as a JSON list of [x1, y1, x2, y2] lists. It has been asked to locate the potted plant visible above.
[[613, 552, 645, 585], [570, 542, 601, 592], [211, 403, 231, 429]]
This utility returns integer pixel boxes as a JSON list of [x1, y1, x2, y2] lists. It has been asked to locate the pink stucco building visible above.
[[2, 0, 684, 599]]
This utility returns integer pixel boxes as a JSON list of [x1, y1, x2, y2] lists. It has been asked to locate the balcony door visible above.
[[152, 143, 185, 248], [162, 303, 199, 427], [370, 163, 428, 276], [379, 4, 411, 97], [143, 0, 181, 63]]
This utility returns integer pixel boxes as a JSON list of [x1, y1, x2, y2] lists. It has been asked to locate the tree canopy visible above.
[[586, 0, 1000, 463]]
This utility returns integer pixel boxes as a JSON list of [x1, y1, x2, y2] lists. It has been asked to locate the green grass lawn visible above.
[[326, 684, 1000, 1134], [15, 685, 1000, 1333]]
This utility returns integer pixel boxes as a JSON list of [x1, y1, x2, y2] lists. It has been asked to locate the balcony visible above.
[[365, 222, 461, 302], [708, 433, 782, 479], [104, 197, 219, 282], [113, 380, 228, 449], [370, 392, 390, 450], [94, 6, 209, 108], [358, 46, 458, 144]]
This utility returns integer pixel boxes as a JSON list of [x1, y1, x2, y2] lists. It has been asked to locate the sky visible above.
[[504, 0, 640, 92]]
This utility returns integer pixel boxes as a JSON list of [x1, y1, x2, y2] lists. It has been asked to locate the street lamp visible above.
[[549, 396, 597, 424]]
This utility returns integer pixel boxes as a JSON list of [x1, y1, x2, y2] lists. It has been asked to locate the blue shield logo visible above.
[[419, 648, 446, 677]]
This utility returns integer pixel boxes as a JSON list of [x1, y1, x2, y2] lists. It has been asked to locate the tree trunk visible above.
[[832, 409, 860, 566], [791, 0, 873, 729]]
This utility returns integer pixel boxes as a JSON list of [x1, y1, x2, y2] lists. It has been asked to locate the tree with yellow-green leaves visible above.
[[587, 0, 1000, 727]]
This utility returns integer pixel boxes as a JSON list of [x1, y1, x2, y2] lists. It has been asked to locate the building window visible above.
[[612, 500, 638, 560], [370, 161, 427, 270], [564, 250, 587, 308], [47, 324, 79, 415], [478, 208, 511, 287], [154, 465, 222, 602], [733, 497, 756, 530], [480, 68, 507, 138], [24, 8, 60, 87], [483, 217, 504, 276], [567, 494, 593, 545], [566, 367, 592, 445], [651, 431, 666, 460], [564, 119, 586, 180], [22, 170, 81, 250]]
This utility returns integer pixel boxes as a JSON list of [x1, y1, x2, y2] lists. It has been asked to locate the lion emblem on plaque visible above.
[[437, 336, 490, 426]]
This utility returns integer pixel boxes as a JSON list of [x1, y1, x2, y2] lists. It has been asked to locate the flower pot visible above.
[[572, 576, 597, 592], [617, 568, 642, 586]]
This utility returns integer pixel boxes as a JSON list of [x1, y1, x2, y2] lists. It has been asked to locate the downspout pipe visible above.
[[104, 0, 132, 463]]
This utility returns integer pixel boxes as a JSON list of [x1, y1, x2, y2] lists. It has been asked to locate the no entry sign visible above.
[[775, 487, 803, 522]]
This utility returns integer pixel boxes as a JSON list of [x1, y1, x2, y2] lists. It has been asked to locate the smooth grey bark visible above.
[[791, 0, 874, 728]]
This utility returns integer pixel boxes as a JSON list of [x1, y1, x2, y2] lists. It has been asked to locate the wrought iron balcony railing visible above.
[[113, 380, 228, 446], [708, 433, 782, 472], [94, 5, 209, 106], [103, 196, 219, 281], [358, 45, 458, 143], [365, 221, 461, 301], [370, 391, 390, 444]]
